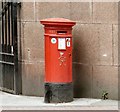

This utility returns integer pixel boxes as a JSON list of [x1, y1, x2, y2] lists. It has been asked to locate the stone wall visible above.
[[19, 2, 118, 99], [0, 1, 2, 88]]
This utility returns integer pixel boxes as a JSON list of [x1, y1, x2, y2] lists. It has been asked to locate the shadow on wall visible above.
[[72, 27, 81, 97], [72, 26, 82, 98], [18, 4, 22, 94], [72, 25, 92, 98]]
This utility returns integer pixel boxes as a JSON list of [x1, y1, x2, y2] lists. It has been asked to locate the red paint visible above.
[[40, 18, 76, 83]]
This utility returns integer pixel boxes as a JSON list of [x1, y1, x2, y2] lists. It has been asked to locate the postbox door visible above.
[[45, 36, 72, 83]]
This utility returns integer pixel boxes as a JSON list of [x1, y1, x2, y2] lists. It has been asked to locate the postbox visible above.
[[40, 18, 76, 103]]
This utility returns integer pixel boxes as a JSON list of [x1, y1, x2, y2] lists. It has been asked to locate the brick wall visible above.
[[19, 2, 118, 99]]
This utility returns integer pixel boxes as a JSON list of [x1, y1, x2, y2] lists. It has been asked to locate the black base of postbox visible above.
[[44, 82, 73, 103]]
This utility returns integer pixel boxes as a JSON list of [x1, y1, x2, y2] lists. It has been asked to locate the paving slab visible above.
[[0, 91, 118, 110]]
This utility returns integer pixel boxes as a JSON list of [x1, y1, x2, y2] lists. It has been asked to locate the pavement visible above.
[[0, 91, 119, 110]]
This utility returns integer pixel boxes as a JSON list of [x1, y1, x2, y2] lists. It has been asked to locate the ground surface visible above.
[[0, 91, 118, 110]]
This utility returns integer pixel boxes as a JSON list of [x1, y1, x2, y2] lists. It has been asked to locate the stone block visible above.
[[0, 2, 1, 10], [20, 44, 44, 62], [119, 25, 120, 66], [23, 22, 44, 48], [92, 66, 118, 100], [93, 2, 118, 24], [21, 22, 44, 61], [119, 67, 120, 100], [17, 21, 22, 61], [36, 2, 70, 21], [73, 23, 112, 65], [22, 62, 45, 96], [19, 36, 30, 61], [109, 67, 118, 100], [20, 46, 30, 61], [19, 22, 25, 38], [73, 24, 99, 65], [70, 2, 92, 23], [21, 2, 35, 21], [98, 24, 112, 65], [73, 63, 92, 98], [29, 48, 44, 61], [113, 25, 118, 66]]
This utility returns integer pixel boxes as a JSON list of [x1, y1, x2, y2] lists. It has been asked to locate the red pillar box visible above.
[[40, 18, 76, 103]]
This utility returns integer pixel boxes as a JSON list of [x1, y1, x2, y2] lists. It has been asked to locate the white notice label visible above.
[[67, 41, 70, 47], [51, 38, 57, 44], [66, 38, 71, 47], [58, 38, 66, 50]]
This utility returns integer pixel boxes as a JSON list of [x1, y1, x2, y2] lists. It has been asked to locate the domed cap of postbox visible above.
[[40, 18, 76, 27]]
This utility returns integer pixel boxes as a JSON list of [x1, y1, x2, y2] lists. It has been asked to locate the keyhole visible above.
[[69, 53, 71, 57]]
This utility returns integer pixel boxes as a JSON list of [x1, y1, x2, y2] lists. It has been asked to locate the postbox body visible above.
[[40, 18, 76, 103], [45, 28, 72, 83]]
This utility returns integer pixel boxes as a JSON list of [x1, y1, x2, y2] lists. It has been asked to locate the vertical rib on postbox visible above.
[[40, 18, 76, 103]]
